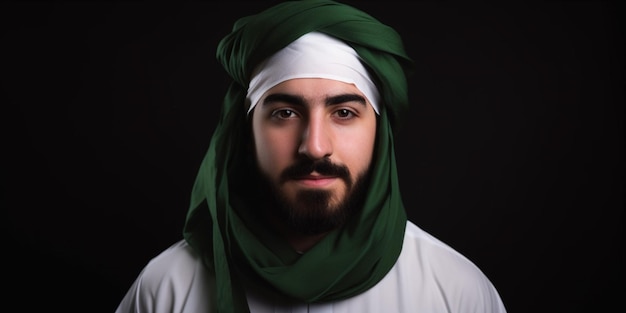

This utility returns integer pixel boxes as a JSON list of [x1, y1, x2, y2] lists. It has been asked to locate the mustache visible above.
[[280, 158, 350, 183]]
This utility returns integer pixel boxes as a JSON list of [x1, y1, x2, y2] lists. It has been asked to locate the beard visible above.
[[258, 158, 371, 236]]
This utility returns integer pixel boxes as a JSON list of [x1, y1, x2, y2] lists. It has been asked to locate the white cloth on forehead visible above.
[[246, 31, 380, 115]]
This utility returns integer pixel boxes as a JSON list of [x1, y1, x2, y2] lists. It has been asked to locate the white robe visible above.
[[116, 221, 507, 313]]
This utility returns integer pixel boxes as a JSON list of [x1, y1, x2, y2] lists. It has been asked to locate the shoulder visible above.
[[136, 240, 206, 286], [396, 221, 507, 312], [401, 221, 482, 276], [115, 240, 214, 313]]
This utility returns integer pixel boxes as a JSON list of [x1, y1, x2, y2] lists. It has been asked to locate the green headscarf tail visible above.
[[184, 1, 414, 312]]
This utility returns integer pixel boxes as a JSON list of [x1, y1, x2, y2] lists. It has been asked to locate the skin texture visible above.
[[251, 78, 377, 251]]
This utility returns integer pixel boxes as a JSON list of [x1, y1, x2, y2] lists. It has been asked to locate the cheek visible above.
[[340, 126, 377, 174], [253, 127, 296, 178]]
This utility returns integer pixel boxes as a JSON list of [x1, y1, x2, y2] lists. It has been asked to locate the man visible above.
[[116, 0, 507, 312]]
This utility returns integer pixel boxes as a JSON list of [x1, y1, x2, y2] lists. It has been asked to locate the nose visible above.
[[298, 116, 332, 160]]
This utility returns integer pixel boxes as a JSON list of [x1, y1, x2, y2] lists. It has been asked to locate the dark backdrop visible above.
[[2, 1, 623, 312]]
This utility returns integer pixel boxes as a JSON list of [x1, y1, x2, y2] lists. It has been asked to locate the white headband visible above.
[[246, 32, 380, 115]]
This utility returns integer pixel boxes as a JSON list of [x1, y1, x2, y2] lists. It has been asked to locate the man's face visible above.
[[251, 78, 377, 234]]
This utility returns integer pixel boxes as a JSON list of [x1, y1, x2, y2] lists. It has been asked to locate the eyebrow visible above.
[[262, 93, 367, 107]]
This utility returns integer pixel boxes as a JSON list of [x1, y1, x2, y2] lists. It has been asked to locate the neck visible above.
[[288, 232, 329, 254], [266, 213, 331, 254]]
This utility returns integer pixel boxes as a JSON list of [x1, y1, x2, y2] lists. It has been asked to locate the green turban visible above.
[[183, 0, 414, 312]]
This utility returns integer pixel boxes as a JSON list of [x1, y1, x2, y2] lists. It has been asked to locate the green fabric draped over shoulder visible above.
[[183, 1, 415, 312]]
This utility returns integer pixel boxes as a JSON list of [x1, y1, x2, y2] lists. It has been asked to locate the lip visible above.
[[293, 175, 338, 187]]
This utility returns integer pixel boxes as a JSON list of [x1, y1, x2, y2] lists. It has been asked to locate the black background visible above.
[[2, 1, 623, 312]]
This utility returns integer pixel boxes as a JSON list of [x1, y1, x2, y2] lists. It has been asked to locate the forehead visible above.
[[261, 78, 369, 103]]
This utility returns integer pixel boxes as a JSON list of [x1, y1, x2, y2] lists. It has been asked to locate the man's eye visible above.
[[335, 109, 355, 119], [272, 109, 296, 119]]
